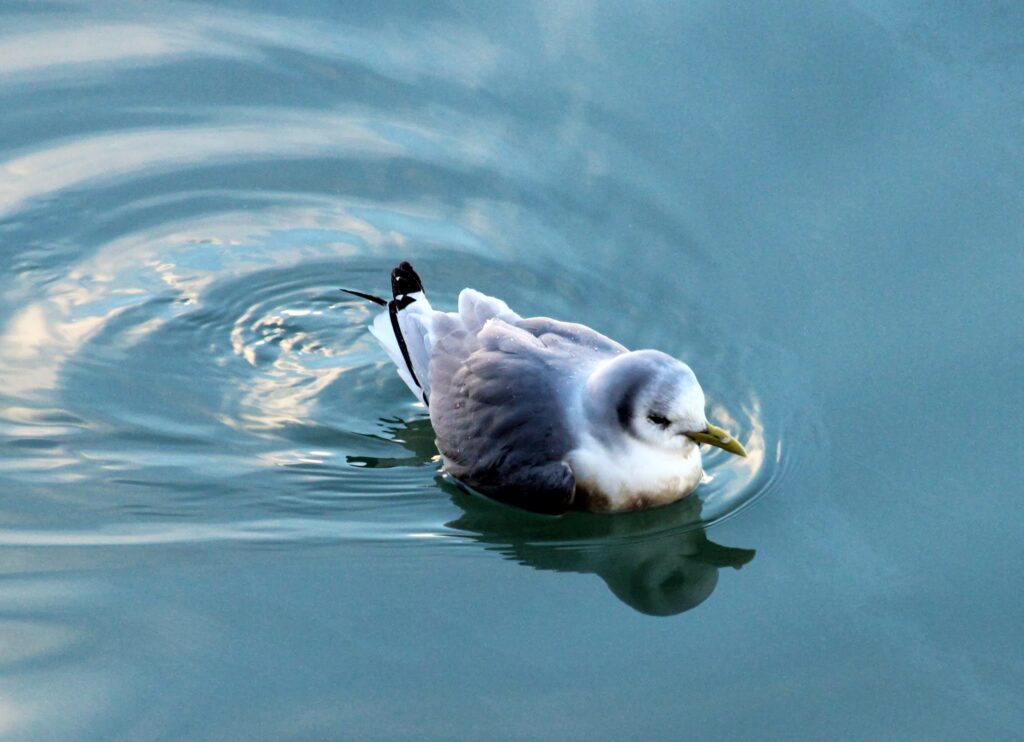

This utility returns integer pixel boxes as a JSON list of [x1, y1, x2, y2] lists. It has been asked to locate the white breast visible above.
[[566, 436, 704, 512]]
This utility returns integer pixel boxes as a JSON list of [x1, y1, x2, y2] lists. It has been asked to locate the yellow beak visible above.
[[685, 422, 747, 457]]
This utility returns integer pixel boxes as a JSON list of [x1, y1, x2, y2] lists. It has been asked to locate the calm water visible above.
[[1, 1, 1022, 739]]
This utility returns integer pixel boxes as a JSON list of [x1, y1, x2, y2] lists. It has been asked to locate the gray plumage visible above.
[[430, 312, 626, 513]]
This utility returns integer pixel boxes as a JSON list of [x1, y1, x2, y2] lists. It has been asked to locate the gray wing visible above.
[[428, 311, 625, 515], [514, 316, 628, 358]]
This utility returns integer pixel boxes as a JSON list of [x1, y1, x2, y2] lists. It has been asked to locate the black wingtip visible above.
[[391, 261, 423, 297], [340, 288, 388, 306]]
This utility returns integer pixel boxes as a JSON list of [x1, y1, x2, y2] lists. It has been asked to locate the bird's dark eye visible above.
[[647, 413, 671, 428]]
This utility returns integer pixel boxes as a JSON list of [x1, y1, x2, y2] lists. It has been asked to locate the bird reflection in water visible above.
[[445, 485, 754, 616], [349, 416, 755, 616]]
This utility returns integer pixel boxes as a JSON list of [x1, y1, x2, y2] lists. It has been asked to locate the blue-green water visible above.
[[1, 1, 1022, 739]]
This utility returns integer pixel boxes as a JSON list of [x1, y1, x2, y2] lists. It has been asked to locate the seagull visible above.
[[343, 261, 746, 514]]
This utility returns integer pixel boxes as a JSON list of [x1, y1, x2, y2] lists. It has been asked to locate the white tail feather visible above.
[[367, 291, 435, 405], [365, 281, 523, 407]]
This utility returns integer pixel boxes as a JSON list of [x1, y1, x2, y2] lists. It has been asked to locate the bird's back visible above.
[[426, 291, 625, 513]]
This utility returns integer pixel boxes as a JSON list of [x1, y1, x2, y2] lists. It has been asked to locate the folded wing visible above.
[[427, 291, 625, 514]]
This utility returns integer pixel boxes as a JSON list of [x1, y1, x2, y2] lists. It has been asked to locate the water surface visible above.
[[0, 1, 1021, 739]]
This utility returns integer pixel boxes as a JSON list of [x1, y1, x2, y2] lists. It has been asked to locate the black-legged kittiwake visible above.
[[344, 261, 747, 514]]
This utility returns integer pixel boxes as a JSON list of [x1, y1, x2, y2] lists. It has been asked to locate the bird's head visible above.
[[583, 350, 746, 457]]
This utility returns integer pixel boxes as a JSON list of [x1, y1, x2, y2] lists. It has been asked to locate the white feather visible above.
[[567, 436, 704, 511], [367, 291, 435, 405]]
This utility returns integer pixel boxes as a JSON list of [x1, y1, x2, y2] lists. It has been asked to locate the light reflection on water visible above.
[[1, 223, 786, 523]]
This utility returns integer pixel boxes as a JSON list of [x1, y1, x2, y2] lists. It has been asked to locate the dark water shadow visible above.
[[346, 416, 439, 469], [442, 480, 755, 617]]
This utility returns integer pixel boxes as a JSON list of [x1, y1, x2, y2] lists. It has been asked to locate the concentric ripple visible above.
[[0, 0, 800, 550]]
